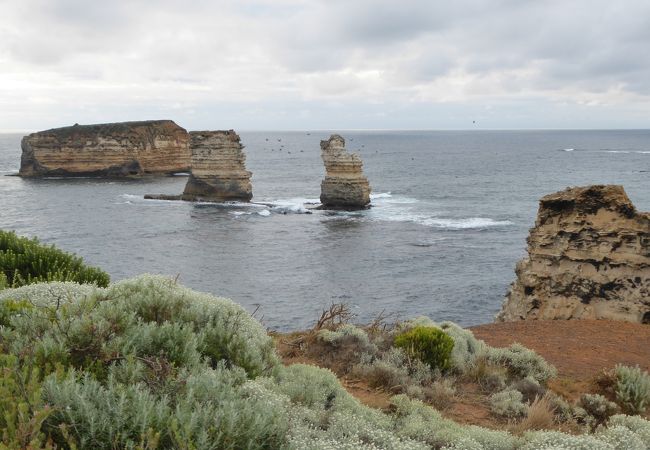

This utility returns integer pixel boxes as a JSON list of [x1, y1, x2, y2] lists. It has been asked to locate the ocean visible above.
[[1, 130, 648, 330]]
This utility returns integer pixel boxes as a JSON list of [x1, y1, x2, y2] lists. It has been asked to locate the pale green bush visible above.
[[0, 281, 99, 307], [105, 274, 278, 377], [607, 414, 650, 447], [579, 393, 619, 427], [317, 324, 378, 354], [486, 343, 557, 383], [438, 321, 486, 372], [490, 388, 528, 418], [615, 365, 650, 415], [352, 347, 432, 392]]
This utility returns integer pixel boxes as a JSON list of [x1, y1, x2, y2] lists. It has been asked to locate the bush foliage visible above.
[[0, 230, 109, 289], [394, 326, 454, 372], [615, 365, 650, 415]]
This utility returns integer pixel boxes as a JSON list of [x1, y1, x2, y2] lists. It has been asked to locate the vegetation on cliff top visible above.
[[0, 234, 648, 449]]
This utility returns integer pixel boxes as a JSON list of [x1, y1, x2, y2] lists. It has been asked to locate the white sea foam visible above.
[[370, 192, 392, 199], [267, 198, 317, 214], [368, 199, 512, 230], [257, 209, 271, 216], [562, 148, 575, 152]]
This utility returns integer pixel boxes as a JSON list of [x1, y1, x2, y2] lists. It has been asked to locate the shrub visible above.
[[0, 354, 57, 448], [511, 376, 546, 403], [579, 394, 619, 427], [0, 230, 109, 288], [394, 326, 454, 372], [426, 378, 457, 410], [352, 347, 432, 392], [614, 365, 650, 415], [486, 343, 557, 384], [490, 389, 528, 418], [317, 324, 378, 355]]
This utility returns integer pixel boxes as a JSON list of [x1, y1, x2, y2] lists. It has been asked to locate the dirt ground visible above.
[[471, 320, 650, 378], [274, 320, 650, 429]]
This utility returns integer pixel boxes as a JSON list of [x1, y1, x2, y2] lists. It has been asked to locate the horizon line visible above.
[[2, 127, 650, 134]]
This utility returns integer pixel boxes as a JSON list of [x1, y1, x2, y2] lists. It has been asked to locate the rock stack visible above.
[[180, 130, 253, 202], [498, 185, 650, 324], [19, 120, 190, 177], [319, 134, 371, 210]]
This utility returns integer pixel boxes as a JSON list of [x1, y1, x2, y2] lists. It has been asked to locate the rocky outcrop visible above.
[[498, 185, 650, 324], [179, 130, 252, 202], [319, 134, 371, 210], [19, 120, 190, 177]]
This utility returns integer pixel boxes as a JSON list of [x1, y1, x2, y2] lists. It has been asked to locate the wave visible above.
[[561, 148, 575, 152], [266, 198, 318, 214], [371, 192, 419, 204], [378, 212, 512, 229]]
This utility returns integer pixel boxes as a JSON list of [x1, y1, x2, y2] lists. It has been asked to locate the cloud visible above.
[[0, 0, 649, 130]]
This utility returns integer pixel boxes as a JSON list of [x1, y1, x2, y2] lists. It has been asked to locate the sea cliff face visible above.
[[320, 134, 371, 210], [498, 185, 650, 324], [19, 120, 190, 177], [180, 130, 253, 202]]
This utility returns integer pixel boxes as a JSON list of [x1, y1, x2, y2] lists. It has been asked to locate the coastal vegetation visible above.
[[0, 232, 649, 449], [0, 230, 109, 289]]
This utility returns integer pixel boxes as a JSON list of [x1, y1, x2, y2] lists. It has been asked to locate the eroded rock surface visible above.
[[19, 120, 190, 177], [180, 130, 252, 202], [498, 185, 650, 324], [320, 134, 371, 210]]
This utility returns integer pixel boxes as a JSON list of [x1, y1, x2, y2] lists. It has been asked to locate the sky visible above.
[[1, 0, 649, 131]]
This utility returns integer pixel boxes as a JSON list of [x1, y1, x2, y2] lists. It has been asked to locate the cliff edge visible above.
[[19, 120, 190, 177], [498, 185, 650, 324]]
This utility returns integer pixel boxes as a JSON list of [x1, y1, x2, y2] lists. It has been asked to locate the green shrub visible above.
[[0, 354, 56, 448], [0, 230, 109, 289], [615, 365, 650, 415], [394, 326, 454, 372]]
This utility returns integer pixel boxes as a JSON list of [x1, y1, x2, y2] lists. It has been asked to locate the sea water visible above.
[[0, 130, 648, 330]]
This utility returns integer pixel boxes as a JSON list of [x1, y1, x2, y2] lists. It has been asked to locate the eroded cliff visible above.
[[180, 130, 253, 202], [19, 120, 190, 177], [320, 134, 371, 210], [498, 185, 650, 324]]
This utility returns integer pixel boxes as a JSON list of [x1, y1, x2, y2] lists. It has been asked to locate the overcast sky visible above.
[[1, 0, 649, 131]]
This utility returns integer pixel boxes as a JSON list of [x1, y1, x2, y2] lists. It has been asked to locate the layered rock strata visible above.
[[19, 120, 190, 177], [319, 134, 371, 210], [498, 185, 650, 324], [147, 130, 252, 202]]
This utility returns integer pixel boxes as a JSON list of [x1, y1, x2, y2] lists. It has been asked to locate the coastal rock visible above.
[[497, 185, 650, 324], [180, 130, 252, 202], [19, 120, 190, 177], [320, 134, 371, 210]]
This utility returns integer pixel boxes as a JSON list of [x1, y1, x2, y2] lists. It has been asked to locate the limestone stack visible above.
[[319, 134, 371, 210], [19, 120, 190, 177], [180, 130, 253, 202], [498, 185, 650, 324]]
